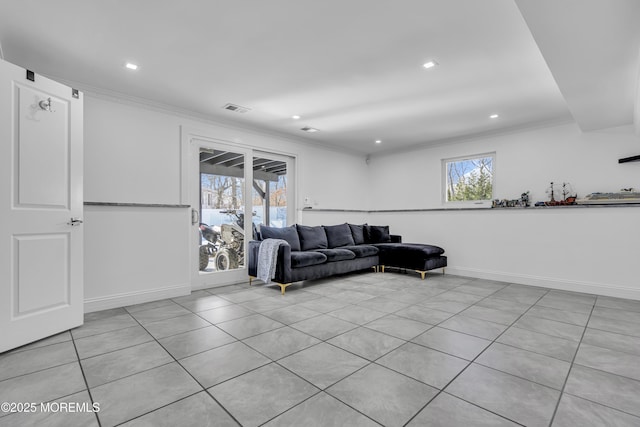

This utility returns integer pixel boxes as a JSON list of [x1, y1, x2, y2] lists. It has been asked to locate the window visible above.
[[443, 153, 495, 204]]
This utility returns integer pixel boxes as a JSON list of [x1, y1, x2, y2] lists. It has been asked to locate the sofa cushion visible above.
[[296, 225, 328, 251], [366, 225, 391, 243], [348, 224, 366, 245], [290, 251, 327, 268], [374, 243, 445, 256], [260, 225, 301, 251], [323, 223, 355, 248], [340, 245, 379, 258], [314, 248, 356, 262]]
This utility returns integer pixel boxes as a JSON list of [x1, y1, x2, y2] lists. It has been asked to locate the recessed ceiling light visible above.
[[125, 62, 138, 70], [490, 114, 499, 119], [422, 60, 438, 69], [300, 126, 319, 133], [375, 140, 382, 144], [292, 115, 301, 120]]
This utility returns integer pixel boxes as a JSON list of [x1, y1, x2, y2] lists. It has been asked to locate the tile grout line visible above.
[[269, 344, 386, 425], [110, 391, 207, 427], [546, 297, 640, 425], [121, 282, 634, 425], [106, 308, 245, 426], [70, 331, 103, 427], [249, 296, 392, 425], [126, 280, 640, 422], [149, 311, 251, 425], [0, 276, 622, 425], [273, 280, 521, 427], [0, 333, 72, 357], [0, 346, 79, 384], [209, 278, 396, 425], [547, 298, 597, 426], [401, 285, 551, 427], [53, 276, 637, 426], [391, 280, 517, 412], [236, 279, 439, 425]]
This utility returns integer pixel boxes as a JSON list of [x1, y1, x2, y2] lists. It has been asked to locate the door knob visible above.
[[68, 217, 83, 226]]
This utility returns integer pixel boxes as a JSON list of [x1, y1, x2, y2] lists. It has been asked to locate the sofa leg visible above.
[[381, 265, 385, 273], [372, 266, 377, 273], [416, 270, 427, 280], [249, 276, 255, 286], [442, 268, 446, 275], [279, 283, 291, 295]]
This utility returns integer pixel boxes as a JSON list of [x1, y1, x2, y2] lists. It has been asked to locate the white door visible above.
[[0, 59, 84, 353], [189, 137, 253, 289]]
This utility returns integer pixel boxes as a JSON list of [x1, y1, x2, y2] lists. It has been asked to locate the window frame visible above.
[[441, 152, 496, 207]]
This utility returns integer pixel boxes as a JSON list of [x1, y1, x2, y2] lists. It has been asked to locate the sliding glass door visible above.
[[190, 140, 252, 287], [251, 152, 295, 232], [186, 137, 296, 289]]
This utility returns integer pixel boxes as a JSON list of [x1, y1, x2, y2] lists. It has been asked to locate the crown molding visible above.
[[46, 74, 366, 159]]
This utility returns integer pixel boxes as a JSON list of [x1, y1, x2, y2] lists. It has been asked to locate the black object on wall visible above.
[[618, 155, 640, 163]]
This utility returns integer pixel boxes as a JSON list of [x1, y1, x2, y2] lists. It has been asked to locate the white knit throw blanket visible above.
[[257, 238, 289, 284]]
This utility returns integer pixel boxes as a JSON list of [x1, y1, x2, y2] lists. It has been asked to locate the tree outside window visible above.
[[444, 154, 494, 203], [201, 174, 244, 209]]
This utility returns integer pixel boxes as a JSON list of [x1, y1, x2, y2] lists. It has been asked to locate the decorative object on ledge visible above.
[[577, 188, 640, 204], [302, 203, 640, 213], [492, 191, 530, 208], [618, 155, 640, 164], [536, 182, 577, 206]]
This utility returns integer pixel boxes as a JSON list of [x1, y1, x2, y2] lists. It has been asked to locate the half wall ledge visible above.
[[301, 204, 640, 213], [84, 202, 190, 208]]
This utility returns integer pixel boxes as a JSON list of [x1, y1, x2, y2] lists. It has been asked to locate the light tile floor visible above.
[[2, 272, 640, 426]]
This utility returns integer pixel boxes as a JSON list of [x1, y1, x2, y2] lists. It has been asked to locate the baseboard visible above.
[[191, 276, 250, 292], [84, 283, 191, 313], [445, 267, 640, 301]]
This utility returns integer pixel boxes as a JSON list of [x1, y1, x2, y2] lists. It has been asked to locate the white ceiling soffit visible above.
[[0, 0, 624, 154], [516, 0, 640, 132]]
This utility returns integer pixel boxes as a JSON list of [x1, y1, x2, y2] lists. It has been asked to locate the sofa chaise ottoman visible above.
[[376, 242, 447, 279]]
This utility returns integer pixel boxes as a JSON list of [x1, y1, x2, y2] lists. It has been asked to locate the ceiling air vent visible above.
[[300, 126, 319, 133], [222, 103, 251, 113]]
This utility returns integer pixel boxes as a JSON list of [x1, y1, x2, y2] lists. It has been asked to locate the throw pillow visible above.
[[296, 225, 328, 251], [323, 223, 356, 248], [259, 225, 301, 251], [366, 225, 391, 243], [348, 223, 366, 245]]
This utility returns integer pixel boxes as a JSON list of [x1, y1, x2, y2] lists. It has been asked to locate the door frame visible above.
[[180, 126, 297, 290]]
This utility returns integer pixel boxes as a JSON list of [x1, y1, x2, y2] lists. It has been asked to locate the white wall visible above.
[[83, 205, 190, 311], [635, 47, 640, 135], [368, 123, 640, 299], [83, 95, 370, 311], [84, 95, 640, 309]]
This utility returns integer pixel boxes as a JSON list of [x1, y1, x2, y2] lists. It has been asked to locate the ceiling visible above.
[[1, 0, 639, 155]]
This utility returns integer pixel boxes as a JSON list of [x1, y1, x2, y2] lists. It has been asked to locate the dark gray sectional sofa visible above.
[[248, 223, 447, 294]]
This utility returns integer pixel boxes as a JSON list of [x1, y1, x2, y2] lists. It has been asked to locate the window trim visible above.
[[441, 152, 496, 207]]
